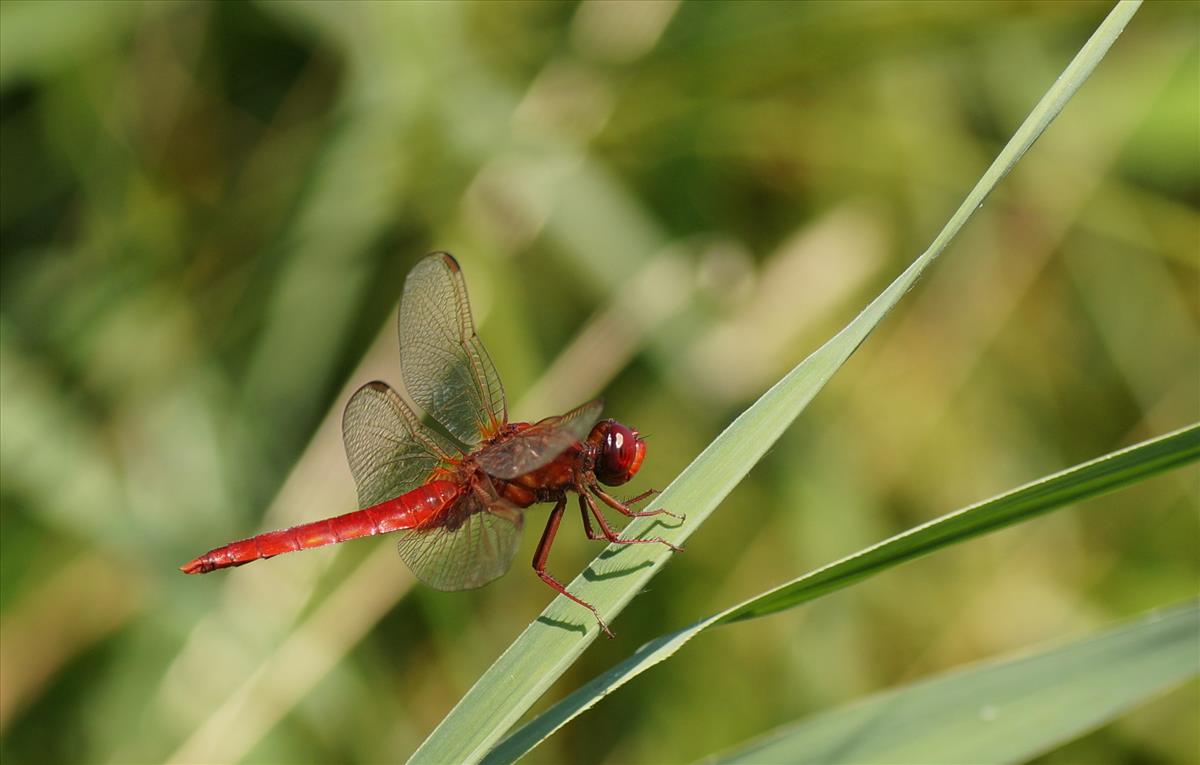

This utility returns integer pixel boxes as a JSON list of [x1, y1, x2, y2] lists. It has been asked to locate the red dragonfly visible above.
[[182, 252, 680, 636]]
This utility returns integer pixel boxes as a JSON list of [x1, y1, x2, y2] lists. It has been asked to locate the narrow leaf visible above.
[[705, 601, 1200, 765], [487, 423, 1198, 764], [410, 2, 1142, 762]]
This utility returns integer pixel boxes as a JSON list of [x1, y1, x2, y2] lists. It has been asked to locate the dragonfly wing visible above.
[[342, 381, 460, 508], [399, 252, 507, 448], [395, 483, 523, 591], [475, 399, 604, 480]]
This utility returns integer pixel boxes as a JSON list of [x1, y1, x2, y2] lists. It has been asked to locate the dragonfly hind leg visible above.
[[535, 496, 613, 638]]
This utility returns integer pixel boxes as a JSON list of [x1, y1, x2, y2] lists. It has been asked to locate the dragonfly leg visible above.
[[592, 485, 686, 522], [579, 494, 606, 541], [623, 488, 658, 506], [584, 492, 683, 552], [534, 496, 613, 638]]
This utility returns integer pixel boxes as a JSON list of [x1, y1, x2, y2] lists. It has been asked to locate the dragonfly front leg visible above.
[[534, 496, 613, 638], [623, 488, 658, 506], [583, 492, 683, 552], [591, 485, 685, 522], [579, 494, 606, 542]]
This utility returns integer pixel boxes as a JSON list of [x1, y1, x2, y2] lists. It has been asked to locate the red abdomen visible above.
[[181, 481, 461, 574]]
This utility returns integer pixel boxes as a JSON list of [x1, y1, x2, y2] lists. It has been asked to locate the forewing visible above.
[[395, 487, 523, 591], [475, 399, 604, 480], [399, 253, 507, 448], [342, 381, 459, 508]]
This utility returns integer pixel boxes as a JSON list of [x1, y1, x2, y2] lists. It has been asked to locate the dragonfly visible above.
[[181, 252, 681, 636]]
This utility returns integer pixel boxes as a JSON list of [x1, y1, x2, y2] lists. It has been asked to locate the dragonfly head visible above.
[[590, 419, 646, 486]]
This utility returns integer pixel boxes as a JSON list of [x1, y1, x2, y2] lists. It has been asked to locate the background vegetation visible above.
[[1, 2, 1196, 763]]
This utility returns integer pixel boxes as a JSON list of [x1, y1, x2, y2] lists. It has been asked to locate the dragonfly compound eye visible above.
[[595, 420, 646, 486]]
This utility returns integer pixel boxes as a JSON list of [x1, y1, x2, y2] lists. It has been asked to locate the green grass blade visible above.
[[409, 3, 1142, 762], [486, 424, 1198, 764], [705, 601, 1200, 765], [721, 423, 1199, 624]]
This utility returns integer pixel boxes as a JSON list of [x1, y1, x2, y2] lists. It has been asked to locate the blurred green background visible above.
[[1, 1, 1196, 763]]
